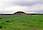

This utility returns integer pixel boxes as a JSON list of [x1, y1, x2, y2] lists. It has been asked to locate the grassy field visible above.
[[0, 15, 43, 30]]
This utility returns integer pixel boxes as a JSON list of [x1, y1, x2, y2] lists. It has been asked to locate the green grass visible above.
[[0, 15, 43, 30]]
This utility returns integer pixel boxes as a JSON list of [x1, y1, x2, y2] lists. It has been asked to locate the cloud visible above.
[[0, 0, 43, 14]]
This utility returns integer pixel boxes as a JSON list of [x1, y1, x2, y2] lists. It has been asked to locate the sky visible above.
[[0, 0, 43, 14]]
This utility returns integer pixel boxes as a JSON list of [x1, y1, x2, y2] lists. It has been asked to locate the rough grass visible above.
[[0, 15, 43, 30]]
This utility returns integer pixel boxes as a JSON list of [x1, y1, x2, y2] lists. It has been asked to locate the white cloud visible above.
[[0, 0, 43, 14]]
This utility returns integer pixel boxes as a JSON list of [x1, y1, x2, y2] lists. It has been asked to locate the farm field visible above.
[[0, 15, 43, 30]]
